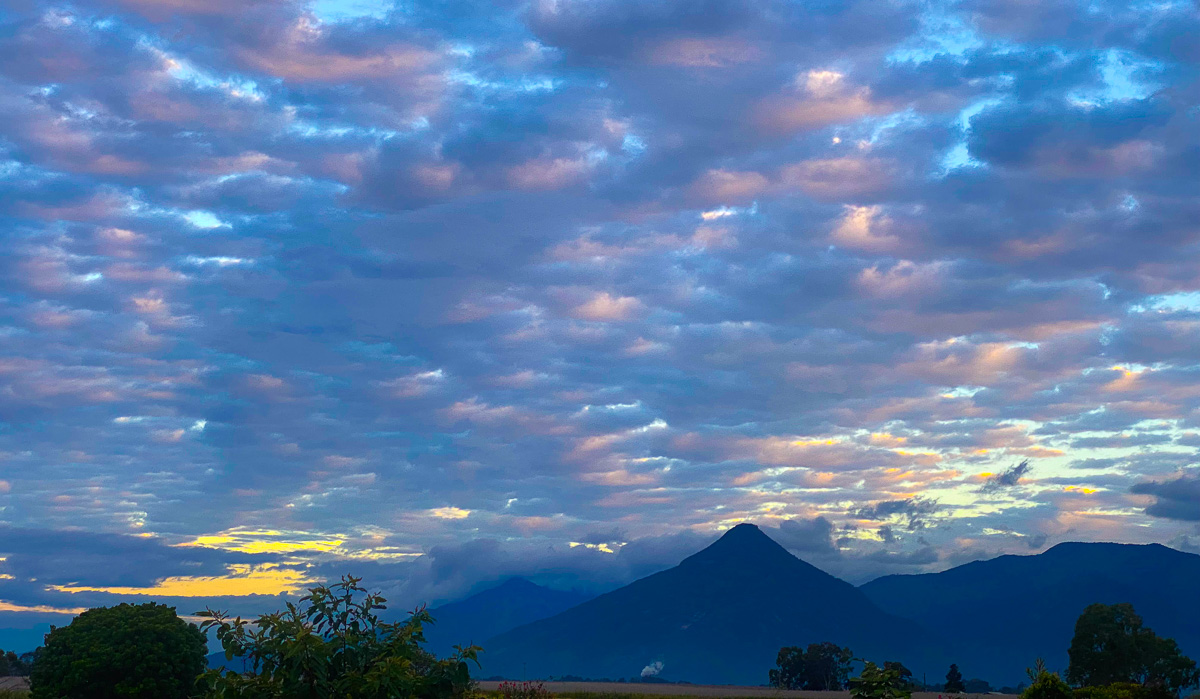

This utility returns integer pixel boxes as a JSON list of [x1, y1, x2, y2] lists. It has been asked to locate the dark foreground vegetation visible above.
[[5, 574, 1198, 699], [767, 603, 1198, 699]]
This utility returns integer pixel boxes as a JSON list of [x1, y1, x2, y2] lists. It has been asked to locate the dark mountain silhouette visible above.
[[481, 523, 946, 685], [421, 577, 593, 657], [861, 541, 1200, 685]]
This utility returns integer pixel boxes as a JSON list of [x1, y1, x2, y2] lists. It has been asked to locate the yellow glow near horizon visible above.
[[50, 566, 313, 597], [181, 529, 345, 555], [0, 600, 88, 614]]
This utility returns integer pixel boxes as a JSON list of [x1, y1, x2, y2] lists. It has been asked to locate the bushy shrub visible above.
[[850, 660, 914, 699], [1074, 682, 1173, 699], [30, 602, 206, 699], [198, 575, 480, 699], [497, 680, 551, 699], [1023, 670, 1074, 699]]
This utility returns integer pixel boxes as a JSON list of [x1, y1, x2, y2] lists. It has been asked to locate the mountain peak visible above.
[[680, 522, 802, 569]]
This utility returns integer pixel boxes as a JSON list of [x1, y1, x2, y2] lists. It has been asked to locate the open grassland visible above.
[[477, 681, 1013, 699]]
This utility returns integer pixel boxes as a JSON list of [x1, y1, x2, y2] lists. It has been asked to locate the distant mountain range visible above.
[[861, 541, 1200, 685], [421, 577, 593, 657], [424, 525, 1200, 687]]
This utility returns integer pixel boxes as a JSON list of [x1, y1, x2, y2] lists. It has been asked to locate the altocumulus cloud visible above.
[[2, 0, 1200, 626]]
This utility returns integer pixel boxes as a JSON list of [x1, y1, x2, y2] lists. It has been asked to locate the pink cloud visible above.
[[571, 292, 646, 321]]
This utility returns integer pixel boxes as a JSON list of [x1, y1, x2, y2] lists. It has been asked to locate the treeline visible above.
[[0, 649, 34, 677], [20, 576, 480, 699], [770, 602, 1199, 698]]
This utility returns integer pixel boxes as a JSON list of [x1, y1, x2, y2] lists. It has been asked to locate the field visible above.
[[477, 681, 1012, 699], [0, 676, 29, 696]]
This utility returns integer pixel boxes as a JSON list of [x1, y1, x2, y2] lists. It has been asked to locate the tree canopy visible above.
[[768, 643, 854, 691], [850, 661, 913, 699], [30, 602, 206, 699], [198, 575, 480, 699], [1067, 603, 1199, 696]]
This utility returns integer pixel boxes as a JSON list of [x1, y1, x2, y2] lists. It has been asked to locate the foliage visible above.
[[945, 664, 966, 693], [882, 662, 915, 690], [497, 681, 551, 699], [0, 650, 34, 677], [29, 602, 206, 699], [769, 642, 854, 690], [1023, 670, 1074, 699], [1074, 682, 1173, 699], [769, 646, 806, 690], [1067, 603, 1199, 696], [198, 575, 481, 699], [850, 660, 914, 699], [966, 678, 993, 693]]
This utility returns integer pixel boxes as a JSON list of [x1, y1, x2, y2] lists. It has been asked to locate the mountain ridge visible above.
[[480, 523, 946, 685]]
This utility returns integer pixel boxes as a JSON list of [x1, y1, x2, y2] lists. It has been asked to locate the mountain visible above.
[[860, 542, 1200, 685], [481, 523, 947, 685], [421, 578, 593, 657]]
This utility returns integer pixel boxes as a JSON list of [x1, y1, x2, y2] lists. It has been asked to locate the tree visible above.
[[946, 663, 966, 693], [198, 575, 480, 699], [769, 646, 806, 690], [803, 642, 855, 690], [1067, 603, 1199, 696], [883, 661, 915, 690], [851, 661, 914, 699], [0, 649, 33, 677], [30, 602, 206, 699], [769, 643, 854, 690]]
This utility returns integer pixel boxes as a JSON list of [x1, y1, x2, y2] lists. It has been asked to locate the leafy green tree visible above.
[[769, 646, 806, 690], [198, 575, 480, 699], [1067, 603, 1199, 696], [946, 663, 966, 693], [30, 602, 206, 699], [851, 661, 914, 699]]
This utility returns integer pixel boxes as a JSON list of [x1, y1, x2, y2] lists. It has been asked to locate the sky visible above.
[[3, 0, 1200, 650]]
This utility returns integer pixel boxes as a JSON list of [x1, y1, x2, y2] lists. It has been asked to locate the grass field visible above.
[[477, 681, 1012, 699]]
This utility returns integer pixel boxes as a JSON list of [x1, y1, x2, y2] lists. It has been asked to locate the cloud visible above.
[[854, 498, 941, 531], [772, 517, 838, 555], [980, 460, 1033, 493], [0, 0, 1198, 623], [1131, 472, 1200, 522]]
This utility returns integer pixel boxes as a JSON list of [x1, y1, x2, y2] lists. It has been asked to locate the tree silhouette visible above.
[[945, 663, 966, 693], [769, 647, 806, 690], [1067, 603, 1198, 696], [769, 643, 854, 690]]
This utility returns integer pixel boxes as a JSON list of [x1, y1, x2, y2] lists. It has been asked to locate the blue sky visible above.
[[2, 0, 1200, 646]]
